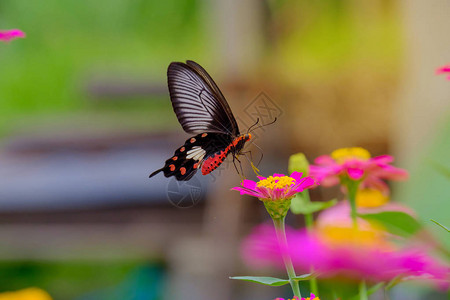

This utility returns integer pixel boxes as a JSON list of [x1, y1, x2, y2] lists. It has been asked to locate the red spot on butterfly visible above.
[[169, 164, 176, 171], [193, 163, 199, 169], [201, 133, 207, 137], [180, 147, 185, 152], [190, 138, 196, 143], [172, 156, 178, 161], [180, 167, 186, 175]]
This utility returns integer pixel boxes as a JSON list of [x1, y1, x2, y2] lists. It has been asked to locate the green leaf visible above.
[[288, 152, 309, 175], [359, 211, 422, 237], [292, 273, 315, 281], [431, 219, 450, 232], [291, 194, 337, 215], [229, 276, 289, 286]]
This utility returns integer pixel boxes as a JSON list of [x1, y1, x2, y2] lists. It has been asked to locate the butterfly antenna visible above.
[[247, 118, 260, 134], [249, 117, 277, 133]]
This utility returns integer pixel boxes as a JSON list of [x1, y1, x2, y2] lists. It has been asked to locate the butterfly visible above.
[[149, 60, 252, 181]]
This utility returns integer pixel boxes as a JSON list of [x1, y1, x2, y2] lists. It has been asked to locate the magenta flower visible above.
[[436, 65, 450, 80], [0, 29, 25, 42], [242, 224, 449, 289], [309, 147, 408, 194], [232, 172, 315, 201]]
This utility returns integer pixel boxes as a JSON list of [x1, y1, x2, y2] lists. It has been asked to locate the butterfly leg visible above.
[[233, 155, 246, 182]]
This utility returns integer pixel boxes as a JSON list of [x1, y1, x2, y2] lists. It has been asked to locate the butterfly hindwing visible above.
[[150, 132, 232, 181]]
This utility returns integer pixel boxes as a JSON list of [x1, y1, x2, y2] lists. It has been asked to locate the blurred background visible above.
[[0, 0, 448, 299]]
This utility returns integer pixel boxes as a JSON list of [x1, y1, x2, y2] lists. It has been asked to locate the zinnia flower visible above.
[[232, 172, 315, 219], [0, 29, 25, 42], [232, 172, 315, 201], [242, 224, 449, 289], [436, 65, 450, 80], [309, 147, 408, 194]]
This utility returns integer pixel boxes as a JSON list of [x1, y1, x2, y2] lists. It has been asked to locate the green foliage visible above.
[[0, 0, 208, 137], [230, 276, 290, 286], [230, 274, 314, 286], [291, 195, 337, 215], [359, 211, 422, 237], [288, 152, 309, 176], [431, 219, 449, 233], [0, 260, 164, 299]]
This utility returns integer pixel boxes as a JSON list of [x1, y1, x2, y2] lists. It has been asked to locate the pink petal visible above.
[[0, 29, 26, 42], [436, 65, 450, 75], [371, 155, 394, 165], [293, 177, 315, 193], [273, 173, 285, 177], [241, 179, 257, 190], [231, 186, 263, 198], [364, 176, 390, 195], [314, 155, 336, 165], [347, 168, 364, 180], [290, 171, 304, 182], [376, 165, 409, 180]]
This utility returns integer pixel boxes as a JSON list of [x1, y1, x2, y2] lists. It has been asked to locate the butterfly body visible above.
[[149, 60, 252, 181]]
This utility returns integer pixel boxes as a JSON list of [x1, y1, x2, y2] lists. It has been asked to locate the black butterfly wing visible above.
[[149, 132, 232, 181], [167, 60, 240, 136]]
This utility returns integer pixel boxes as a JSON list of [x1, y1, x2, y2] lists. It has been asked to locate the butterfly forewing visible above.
[[168, 61, 239, 136]]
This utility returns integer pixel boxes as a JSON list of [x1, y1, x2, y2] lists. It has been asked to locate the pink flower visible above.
[[242, 224, 449, 289], [232, 172, 315, 201], [0, 29, 26, 42], [436, 65, 450, 80], [309, 147, 408, 194]]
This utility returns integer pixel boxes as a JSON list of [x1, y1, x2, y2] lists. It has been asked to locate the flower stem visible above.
[[272, 217, 302, 298], [346, 180, 360, 229], [359, 280, 368, 300], [304, 212, 318, 296]]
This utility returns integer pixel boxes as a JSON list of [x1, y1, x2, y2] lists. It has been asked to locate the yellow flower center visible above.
[[331, 147, 371, 163], [356, 188, 389, 208], [257, 176, 295, 190]]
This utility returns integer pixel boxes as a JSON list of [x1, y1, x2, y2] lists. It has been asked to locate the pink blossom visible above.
[[309, 149, 408, 194], [232, 172, 315, 201], [0, 29, 25, 42], [242, 224, 449, 289], [436, 65, 450, 80]]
